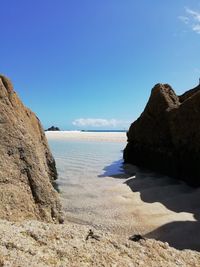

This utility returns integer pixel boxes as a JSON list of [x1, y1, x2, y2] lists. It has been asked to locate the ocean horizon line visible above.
[[46, 129, 128, 133], [80, 129, 127, 132]]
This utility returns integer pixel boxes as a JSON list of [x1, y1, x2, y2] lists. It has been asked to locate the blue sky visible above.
[[1, 0, 200, 130]]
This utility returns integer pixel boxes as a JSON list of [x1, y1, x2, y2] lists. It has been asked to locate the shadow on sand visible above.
[[98, 159, 135, 179], [99, 160, 200, 251]]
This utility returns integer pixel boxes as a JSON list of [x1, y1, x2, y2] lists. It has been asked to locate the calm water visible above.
[[49, 140, 125, 181], [48, 138, 132, 232]]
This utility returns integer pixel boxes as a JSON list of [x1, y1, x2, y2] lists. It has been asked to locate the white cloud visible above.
[[178, 16, 189, 24], [192, 24, 200, 33], [72, 118, 130, 128], [180, 7, 200, 34], [185, 8, 200, 22]]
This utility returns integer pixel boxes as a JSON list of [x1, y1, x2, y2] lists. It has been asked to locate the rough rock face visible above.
[[0, 75, 62, 222], [124, 83, 200, 186], [0, 220, 200, 267]]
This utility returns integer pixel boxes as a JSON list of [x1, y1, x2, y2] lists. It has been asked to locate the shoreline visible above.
[[45, 131, 127, 142]]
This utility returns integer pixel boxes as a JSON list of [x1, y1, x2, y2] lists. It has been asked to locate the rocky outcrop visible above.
[[46, 126, 60, 131], [0, 75, 62, 222], [124, 83, 200, 186]]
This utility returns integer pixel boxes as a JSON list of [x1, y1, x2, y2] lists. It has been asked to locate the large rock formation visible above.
[[124, 83, 200, 186], [0, 75, 62, 222]]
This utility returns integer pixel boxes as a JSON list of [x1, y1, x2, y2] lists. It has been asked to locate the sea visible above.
[[47, 130, 131, 233]]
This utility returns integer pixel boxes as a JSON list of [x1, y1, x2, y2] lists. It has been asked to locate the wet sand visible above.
[[46, 131, 200, 251]]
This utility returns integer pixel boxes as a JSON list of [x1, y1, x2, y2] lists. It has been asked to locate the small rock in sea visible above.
[[129, 234, 145, 242], [46, 126, 60, 131]]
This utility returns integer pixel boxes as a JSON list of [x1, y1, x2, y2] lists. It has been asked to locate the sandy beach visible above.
[[46, 131, 200, 252], [46, 131, 126, 142]]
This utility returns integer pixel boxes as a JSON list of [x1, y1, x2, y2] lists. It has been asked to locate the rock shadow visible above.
[[52, 181, 61, 193], [99, 160, 200, 251], [123, 164, 200, 251], [98, 159, 135, 179]]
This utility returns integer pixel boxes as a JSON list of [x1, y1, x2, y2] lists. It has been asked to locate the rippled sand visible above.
[[46, 131, 200, 251]]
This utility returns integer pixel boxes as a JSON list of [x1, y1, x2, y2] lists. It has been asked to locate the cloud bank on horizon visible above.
[[72, 118, 130, 128], [179, 7, 200, 34]]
